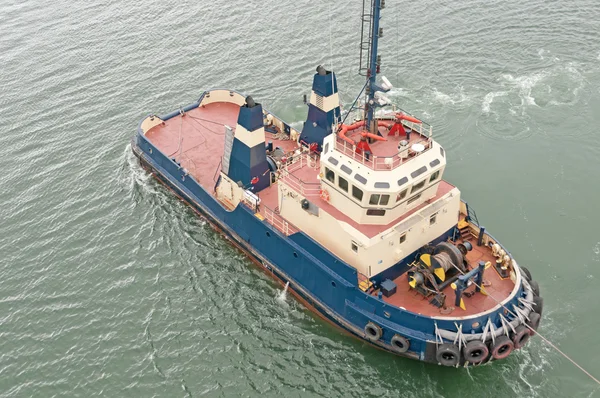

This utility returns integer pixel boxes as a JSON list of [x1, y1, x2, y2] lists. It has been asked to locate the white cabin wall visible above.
[[319, 134, 447, 226], [278, 180, 461, 278], [367, 190, 461, 277]]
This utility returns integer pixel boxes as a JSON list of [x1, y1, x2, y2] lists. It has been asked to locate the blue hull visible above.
[[132, 122, 524, 365]]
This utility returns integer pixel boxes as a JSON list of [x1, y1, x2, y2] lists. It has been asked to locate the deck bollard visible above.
[[477, 226, 485, 246]]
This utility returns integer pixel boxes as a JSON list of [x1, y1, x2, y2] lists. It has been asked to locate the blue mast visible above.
[[365, 0, 383, 134]]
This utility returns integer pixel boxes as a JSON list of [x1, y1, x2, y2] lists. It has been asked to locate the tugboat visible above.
[[132, 0, 543, 366]]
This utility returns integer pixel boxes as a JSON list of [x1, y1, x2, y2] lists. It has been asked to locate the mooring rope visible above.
[[449, 255, 600, 385]]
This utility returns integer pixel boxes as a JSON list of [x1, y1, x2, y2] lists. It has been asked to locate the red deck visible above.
[[375, 235, 516, 317], [145, 102, 297, 196]]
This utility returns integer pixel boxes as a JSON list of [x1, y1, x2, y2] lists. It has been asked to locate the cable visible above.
[[168, 114, 184, 157], [447, 242, 600, 385]]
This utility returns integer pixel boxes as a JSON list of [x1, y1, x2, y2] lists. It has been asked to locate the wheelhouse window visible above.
[[352, 186, 364, 201], [399, 233, 407, 244], [396, 189, 408, 202], [411, 179, 426, 193], [325, 167, 335, 183], [369, 194, 390, 206], [338, 176, 349, 192], [366, 209, 386, 216], [430, 170, 440, 183]]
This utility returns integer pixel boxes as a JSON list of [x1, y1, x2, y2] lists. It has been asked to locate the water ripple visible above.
[[0, 0, 599, 397]]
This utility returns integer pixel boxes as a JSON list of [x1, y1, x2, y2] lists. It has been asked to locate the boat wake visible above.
[[482, 61, 588, 117], [276, 281, 290, 304], [120, 143, 159, 196]]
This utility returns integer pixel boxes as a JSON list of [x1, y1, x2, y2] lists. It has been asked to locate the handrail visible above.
[[213, 159, 222, 182], [279, 153, 321, 197], [333, 134, 433, 171], [465, 202, 480, 227], [237, 192, 299, 236], [262, 205, 299, 235]]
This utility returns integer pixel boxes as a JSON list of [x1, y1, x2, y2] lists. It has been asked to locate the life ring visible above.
[[364, 322, 382, 342], [436, 343, 461, 367], [491, 335, 514, 360], [527, 312, 541, 334], [529, 280, 540, 297], [463, 340, 489, 364], [520, 266, 532, 282], [533, 296, 544, 315], [512, 325, 531, 349], [319, 189, 330, 202], [390, 334, 410, 353]]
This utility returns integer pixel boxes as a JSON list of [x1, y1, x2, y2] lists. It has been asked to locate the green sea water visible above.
[[1, 0, 600, 396]]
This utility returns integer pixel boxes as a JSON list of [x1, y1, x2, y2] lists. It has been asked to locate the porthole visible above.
[[293, 252, 298, 258], [384, 311, 391, 318], [266, 231, 271, 237], [331, 281, 336, 288], [182, 175, 185, 181], [149, 148, 153, 154]]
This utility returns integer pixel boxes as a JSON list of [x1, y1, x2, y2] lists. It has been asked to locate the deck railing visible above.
[[332, 117, 434, 171], [262, 205, 299, 236], [279, 153, 321, 197], [334, 134, 432, 171], [357, 272, 374, 292]]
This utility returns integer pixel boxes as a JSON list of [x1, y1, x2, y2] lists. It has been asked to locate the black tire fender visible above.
[[463, 340, 489, 364], [491, 335, 514, 360], [436, 343, 461, 367], [390, 334, 410, 353], [520, 266, 532, 281], [529, 280, 540, 297], [527, 312, 541, 334], [533, 295, 544, 315], [365, 322, 382, 342], [512, 325, 531, 349]]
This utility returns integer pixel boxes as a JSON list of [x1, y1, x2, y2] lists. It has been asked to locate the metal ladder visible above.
[[221, 125, 234, 174], [358, 0, 374, 77]]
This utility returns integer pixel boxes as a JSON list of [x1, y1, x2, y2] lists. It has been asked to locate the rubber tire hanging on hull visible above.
[[529, 280, 540, 297], [364, 322, 382, 342], [520, 266, 532, 282], [390, 334, 410, 353], [436, 344, 461, 367], [512, 325, 531, 349], [463, 340, 489, 364], [491, 335, 514, 360], [533, 295, 544, 315], [527, 312, 542, 334]]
